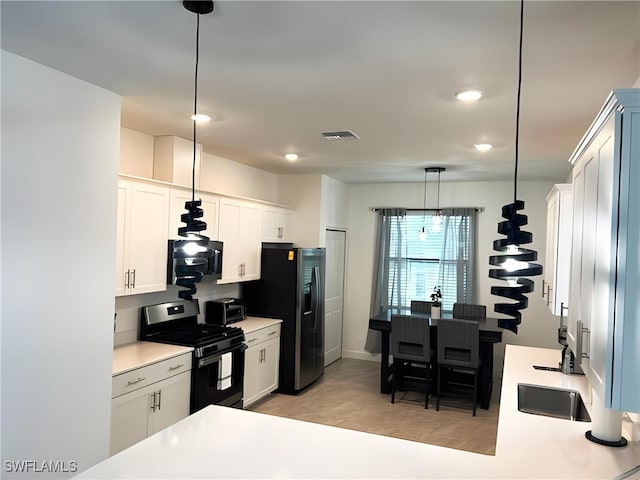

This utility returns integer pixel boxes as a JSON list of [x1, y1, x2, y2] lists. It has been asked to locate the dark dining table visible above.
[[368, 308, 503, 410]]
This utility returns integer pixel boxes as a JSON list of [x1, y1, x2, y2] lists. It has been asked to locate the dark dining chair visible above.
[[390, 314, 434, 409], [436, 318, 481, 416], [410, 300, 433, 314], [452, 303, 486, 320]]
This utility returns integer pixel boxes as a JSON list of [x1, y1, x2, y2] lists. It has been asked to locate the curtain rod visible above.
[[369, 207, 484, 212]]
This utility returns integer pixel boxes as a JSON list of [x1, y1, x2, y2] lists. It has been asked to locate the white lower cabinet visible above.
[[110, 353, 192, 455], [242, 323, 281, 408]]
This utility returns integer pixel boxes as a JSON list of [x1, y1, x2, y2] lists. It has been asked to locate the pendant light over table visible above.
[[418, 167, 446, 240], [173, 0, 215, 301], [488, 0, 542, 333]]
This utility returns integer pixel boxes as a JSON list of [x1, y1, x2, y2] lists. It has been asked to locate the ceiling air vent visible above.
[[322, 131, 359, 141]]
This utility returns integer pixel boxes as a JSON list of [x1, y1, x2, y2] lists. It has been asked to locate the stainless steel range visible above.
[[140, 300, 246, 412]]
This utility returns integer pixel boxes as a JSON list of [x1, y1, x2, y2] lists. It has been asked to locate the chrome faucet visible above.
[[560, 345, 574, 374], [558, 303, 583, 375]]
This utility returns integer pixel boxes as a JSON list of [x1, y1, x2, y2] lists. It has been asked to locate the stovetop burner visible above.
[[150, 324, 243, 347]]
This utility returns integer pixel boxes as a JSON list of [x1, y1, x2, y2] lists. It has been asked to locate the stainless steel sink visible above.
[[517, 383, 591, 422]]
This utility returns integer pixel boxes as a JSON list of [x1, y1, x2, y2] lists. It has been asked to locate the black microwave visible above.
[[167, 239, 223, 284]]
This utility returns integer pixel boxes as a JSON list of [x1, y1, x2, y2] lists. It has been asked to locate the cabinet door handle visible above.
[[277, 226, 283, 239], [546, 285, 552, 306], [150, 391, 156, 412], [542, 280, 547, 298], [127, 377, 145, 386], [131, 269, 136, 288], [157, 390, 162, 411], [169, 363, 184, 371], [576, 320, 590, 359], [125, 270, 130, 289]]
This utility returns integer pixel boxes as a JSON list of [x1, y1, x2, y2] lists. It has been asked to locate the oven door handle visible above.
[[197, 343, 246, 368]]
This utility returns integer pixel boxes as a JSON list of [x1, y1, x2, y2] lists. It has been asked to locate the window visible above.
[[372, 209, 477, 314]]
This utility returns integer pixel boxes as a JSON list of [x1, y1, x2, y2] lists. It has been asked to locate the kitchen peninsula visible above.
[[78, 345, 639, 479]]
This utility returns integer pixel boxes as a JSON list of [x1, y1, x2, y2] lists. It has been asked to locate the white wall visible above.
[[342, 179, 561, 378], [200, 152, 278, 202], [119, 127, 154, 178], [1, 51, 120, 477], [119, 128, 279, 203], [277, 175, 323, 247], [321, 175, 349, 232]]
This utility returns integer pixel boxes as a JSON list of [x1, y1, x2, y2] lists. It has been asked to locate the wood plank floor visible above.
[[252, 358, 499, 455]]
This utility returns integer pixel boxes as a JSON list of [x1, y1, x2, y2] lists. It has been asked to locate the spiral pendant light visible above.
[[489, 0, 542, 333], [173, 0, 215, 301]]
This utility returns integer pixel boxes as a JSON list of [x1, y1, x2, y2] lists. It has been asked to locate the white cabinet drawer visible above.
[[244, 323, 281, 347], [112, 352, 192, 399]]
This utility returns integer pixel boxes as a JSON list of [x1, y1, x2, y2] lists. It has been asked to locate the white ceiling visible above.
[[2, 1, 639, 183]]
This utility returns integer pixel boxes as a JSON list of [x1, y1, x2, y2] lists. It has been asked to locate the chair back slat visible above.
[[452, 303, 486, 320], [436, 318, 480, 368], [410, 300, 433, 314], [391, 315, 431, 363]]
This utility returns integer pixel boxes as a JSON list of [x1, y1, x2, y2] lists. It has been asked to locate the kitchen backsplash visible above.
[[114, 281, 240, 347]]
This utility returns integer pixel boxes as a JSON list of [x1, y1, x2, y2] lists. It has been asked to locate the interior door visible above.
[[324, 229, 346, 366]]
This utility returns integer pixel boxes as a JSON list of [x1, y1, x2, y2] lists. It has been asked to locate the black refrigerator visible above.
[[242, 245, 325, 394]]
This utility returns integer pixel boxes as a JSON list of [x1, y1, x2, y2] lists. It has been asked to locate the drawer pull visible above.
[[268, 331, 277, 336], [127, 377, 145, 386], [247, 338, 257, 343], [169, 364, 184, 371]]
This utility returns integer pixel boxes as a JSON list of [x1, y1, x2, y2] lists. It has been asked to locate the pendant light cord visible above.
[[422, 168, 427, 219], [436, 169, 441, 212], [513, 0, 524, 204], [191, 12, 201, 203]]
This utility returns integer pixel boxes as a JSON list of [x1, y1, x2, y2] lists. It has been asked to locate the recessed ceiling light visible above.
[[474, 143, 493, 152], [191, 113, 211, 123], [285, 153, 299, 162], [456, 90, 483, 102]]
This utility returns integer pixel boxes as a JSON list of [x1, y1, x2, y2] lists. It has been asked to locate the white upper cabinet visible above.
[[168, 189, 219, 241], [217, 197, 263, 283], [262, 206, 296, 243], [116, 179, 170, 296], [543, 184, 572, 316], [567, 89, 640, 413]]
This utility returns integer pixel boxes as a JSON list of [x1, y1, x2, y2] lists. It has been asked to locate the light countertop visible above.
[[112, 341, 193, 376], [233, 316, 282, 334], [86, 344, 639, 479]]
